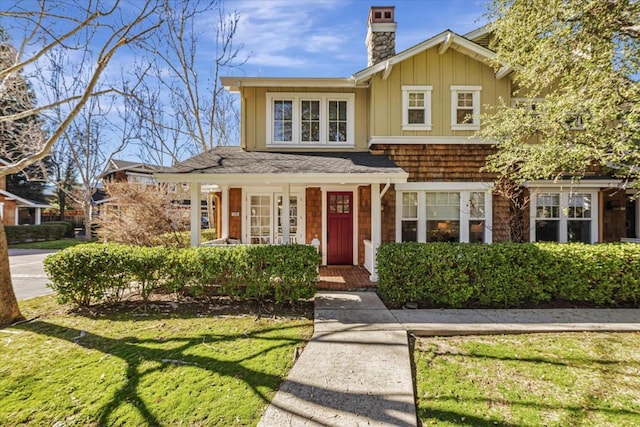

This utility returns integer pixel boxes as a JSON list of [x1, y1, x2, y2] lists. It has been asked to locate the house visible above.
[[0, 159, 52, 226], [156, 6, 640, 280], [97, 159, 215, 229]]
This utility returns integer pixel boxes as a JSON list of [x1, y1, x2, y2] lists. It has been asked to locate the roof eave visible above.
[[220, 77, 361, 93], [155, 172, 409, 185]]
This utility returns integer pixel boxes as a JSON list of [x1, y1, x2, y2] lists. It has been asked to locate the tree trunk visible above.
[[83, 203, 92, 242], [0, 224, 24, 328], [58, 190, 66, 222]]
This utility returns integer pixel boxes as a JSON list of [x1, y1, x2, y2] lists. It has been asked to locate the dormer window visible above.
[[402, 85, 432, 131], [266, 93, 354, 146], [450, 85, 481, 130]]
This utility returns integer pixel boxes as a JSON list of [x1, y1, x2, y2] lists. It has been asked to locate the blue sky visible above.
[[227, 0, 489, 78], [2, 0, 490, 163]]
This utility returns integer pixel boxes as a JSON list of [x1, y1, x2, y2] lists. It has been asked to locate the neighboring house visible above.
[[97, 159, 215, 228], [102, 159, 162, 186], [0, 159, 52, 226], [156, 6, 640, 280]]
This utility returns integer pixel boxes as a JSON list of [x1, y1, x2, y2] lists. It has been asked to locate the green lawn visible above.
[[0, 296, 313, 426], [9, 238, 87, 250], [414, 333, 640, 426]]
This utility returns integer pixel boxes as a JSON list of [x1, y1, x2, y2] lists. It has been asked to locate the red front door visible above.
[[327, 192, 353, 265]]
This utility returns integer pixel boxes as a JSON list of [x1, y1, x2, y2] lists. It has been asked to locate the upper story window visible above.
[[450, 85, 481, 130], [266, 93, 354, 146], [402, 85, 432, 131], [511, 98, 543, 116]]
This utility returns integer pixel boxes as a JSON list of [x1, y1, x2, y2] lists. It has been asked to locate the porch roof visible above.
[[156, 147, 408, 184]]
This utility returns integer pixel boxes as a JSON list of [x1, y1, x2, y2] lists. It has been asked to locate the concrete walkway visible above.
[[259, 291, 640, 426], [259, 292, 416, 426]]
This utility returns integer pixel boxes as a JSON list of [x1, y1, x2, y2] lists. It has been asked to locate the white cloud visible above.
[[231, 0, 358, 72]]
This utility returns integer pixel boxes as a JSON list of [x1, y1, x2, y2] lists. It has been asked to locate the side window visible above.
[[450, 85, 481, 130], [402, 85, 432, 130]]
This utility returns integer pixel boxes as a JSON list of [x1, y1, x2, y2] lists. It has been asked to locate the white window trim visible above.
[[266, 92, 355, 147], [450, 85, 481, 130], [243, 190, 305, 245], [529, 190, 599, 243], [402, 85, 432, 131], [395, 183, 493, 243]]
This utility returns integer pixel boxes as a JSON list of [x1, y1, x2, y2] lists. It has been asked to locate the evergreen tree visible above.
[[0, 30, 51, 201]]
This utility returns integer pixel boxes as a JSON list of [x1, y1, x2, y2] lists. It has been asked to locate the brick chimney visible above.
[[366, 6, 397, 67]]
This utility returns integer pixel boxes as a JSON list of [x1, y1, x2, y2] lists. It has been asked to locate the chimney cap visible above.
[[368, 6, 395, 24]]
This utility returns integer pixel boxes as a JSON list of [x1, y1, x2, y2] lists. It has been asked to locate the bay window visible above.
[[267, 93, 354, 146]]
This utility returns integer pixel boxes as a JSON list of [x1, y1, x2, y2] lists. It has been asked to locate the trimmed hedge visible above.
[[150, 229, 218, 247], [377, 242, 640, 308], [5, 224, 67, 243], [44, 243, 320, 307]]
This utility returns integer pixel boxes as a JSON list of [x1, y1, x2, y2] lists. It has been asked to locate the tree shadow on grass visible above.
[[15, 319, 309, 425]]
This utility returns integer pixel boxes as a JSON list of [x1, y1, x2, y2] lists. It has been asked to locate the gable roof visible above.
[[353, 29, 501, 83], [156, 147, 408, 184]]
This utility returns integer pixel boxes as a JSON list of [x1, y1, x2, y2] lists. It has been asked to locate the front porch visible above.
[[156, 147, 409, 280], [318, 265, 376, 290]]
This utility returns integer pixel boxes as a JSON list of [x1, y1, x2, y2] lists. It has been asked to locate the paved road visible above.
[[8, 249, 56, 300]]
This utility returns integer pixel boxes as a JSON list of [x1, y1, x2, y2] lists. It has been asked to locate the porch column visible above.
[[281, 183, 290, 244], [35, 208, 41, 225], [370, 183, 382, 281], [190, 182, 201, 247], [15, 207, 19, 225], [220, 185, 229, 239], [214, 193, 222, 239]]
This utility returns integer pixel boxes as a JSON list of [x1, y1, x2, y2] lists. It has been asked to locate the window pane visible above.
[[456, 108, 473, 124], [408, 92, 424, 107], [469, 220, 485, 243], [273, 100, 292, 141], [301, 100, 320, 142], [402, 221, 418, 242], [328, 100, 348, 142], [568, 220, 591, 243], [568, 193, 591, 218], [402, 192, 418, 218], [536, 193, 560, 218], [535, 220, 559, 242], [426, 192, 460, 220], [457, 92, 473, 107], [338, 101, 347, 120], [408, 109, 425, 124], [249, 195, 271, 244], [469, 192, 485, 219], [427, 220, 460, 242]]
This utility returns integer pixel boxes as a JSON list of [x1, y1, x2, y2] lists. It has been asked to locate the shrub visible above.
[[5, 224, 67, 243], [377, 242, 640, 308], [153, 229, 218, 248], [45, 243, 320, 307], [44, 243, 134, 306], [45, 221, 75, 238]]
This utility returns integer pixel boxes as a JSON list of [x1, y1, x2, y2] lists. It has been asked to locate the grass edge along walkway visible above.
[[0, 295, 313, 426]]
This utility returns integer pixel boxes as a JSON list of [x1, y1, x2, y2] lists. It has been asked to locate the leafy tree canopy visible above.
[[480, 0, 640, 186]]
